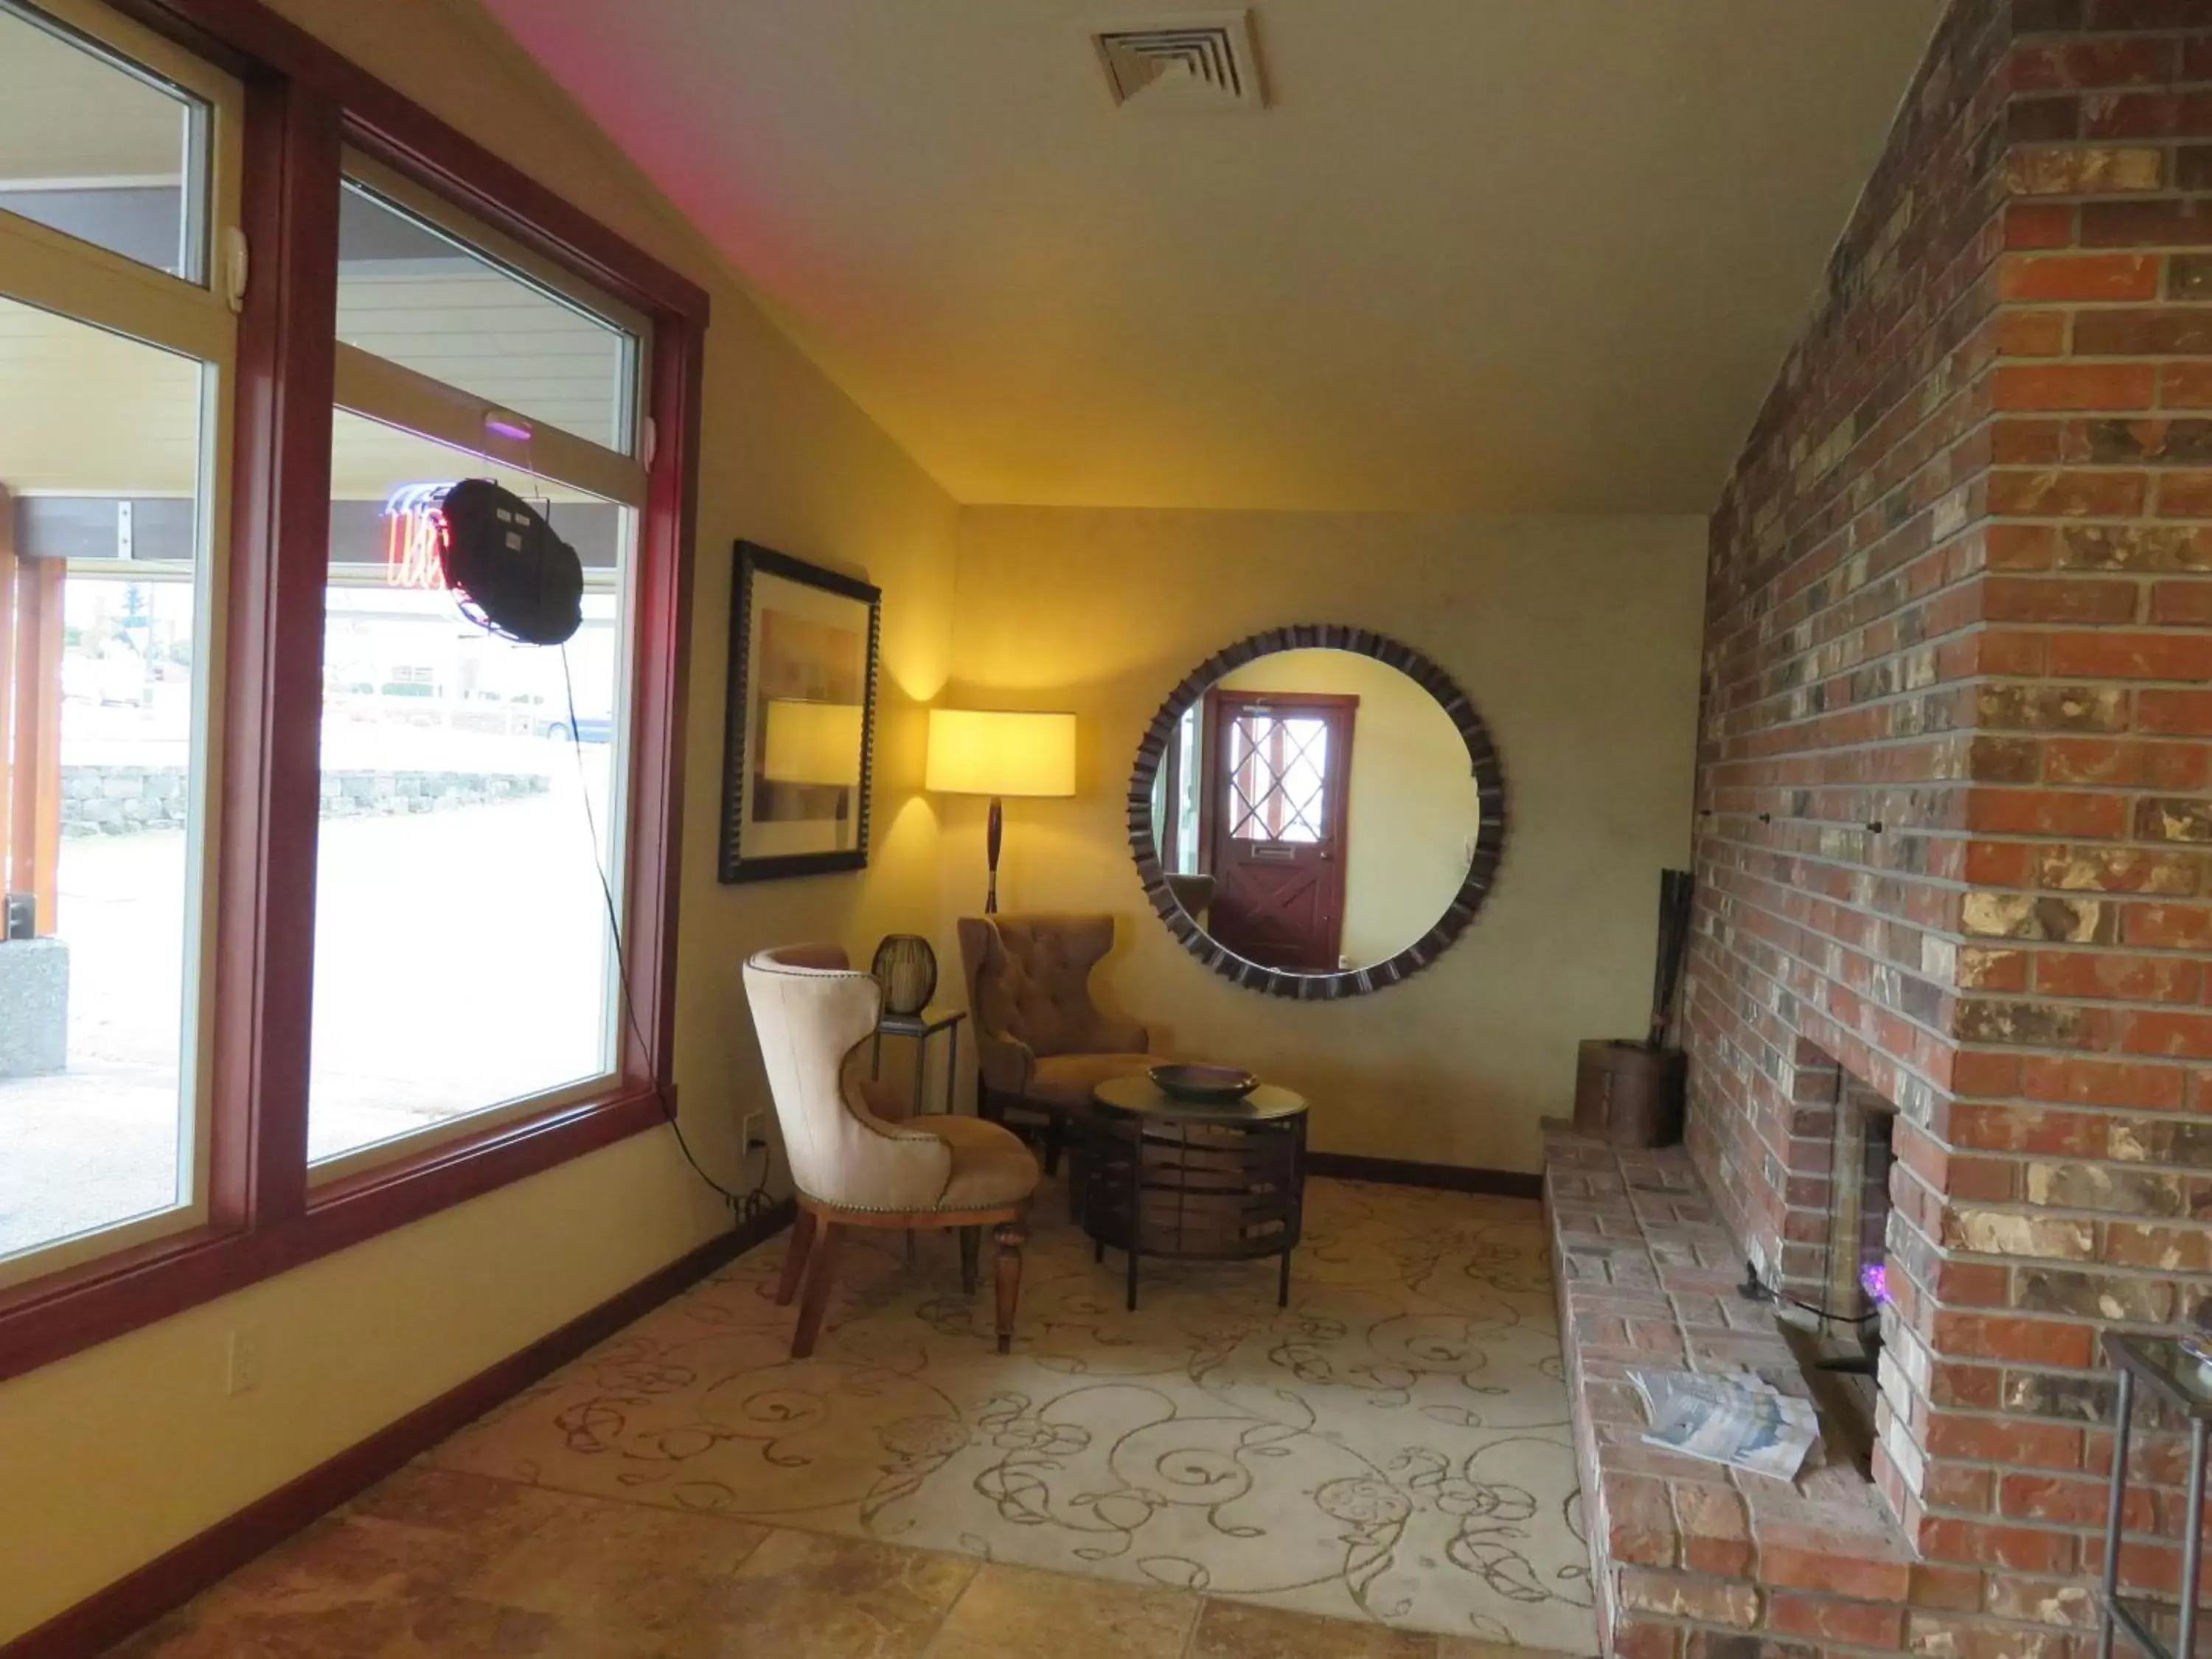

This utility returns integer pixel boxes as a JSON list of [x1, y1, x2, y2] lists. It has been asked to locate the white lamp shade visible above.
[[761, 698, 864, 785], [926, 709, 1076, 798]]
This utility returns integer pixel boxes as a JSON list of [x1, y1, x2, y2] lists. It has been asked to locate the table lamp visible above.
[[926, 708, 1076, 914]]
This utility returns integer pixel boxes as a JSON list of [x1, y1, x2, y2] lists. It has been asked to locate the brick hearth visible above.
[[1547, 1126, 1922, 1658]]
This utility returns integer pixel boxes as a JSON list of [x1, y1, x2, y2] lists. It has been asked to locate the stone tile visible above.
[[459, 1484, 772, 1635], [370, 1593, 575, 1657], [920, 1563, 1196, 1659], [103, 1596, 411, 1658], [1187, 1599, 1435, 1658], [690, 1528, 973, 1658]]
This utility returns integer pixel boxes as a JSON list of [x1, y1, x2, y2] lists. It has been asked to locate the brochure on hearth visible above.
[[1629, 1367, 1820, 1481]]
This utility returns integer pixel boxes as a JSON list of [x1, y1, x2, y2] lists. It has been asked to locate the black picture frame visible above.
[[719, 541, 882, 884]]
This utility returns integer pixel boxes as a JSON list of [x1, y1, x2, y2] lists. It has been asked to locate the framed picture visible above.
[[719, 541, 881, 883]]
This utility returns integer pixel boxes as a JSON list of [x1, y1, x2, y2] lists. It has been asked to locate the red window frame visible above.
[[0, 0, 709, 1384]]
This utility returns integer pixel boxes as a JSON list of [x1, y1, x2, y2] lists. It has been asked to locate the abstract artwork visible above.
[[719, 542, 880, 883]]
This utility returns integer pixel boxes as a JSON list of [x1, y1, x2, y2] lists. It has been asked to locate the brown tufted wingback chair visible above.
[[956, 914, 1161, 1187], [743, 944, 1039, 1357]]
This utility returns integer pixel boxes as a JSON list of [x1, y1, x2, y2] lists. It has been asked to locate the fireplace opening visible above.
[[1769, 1064, 1898, 1474]]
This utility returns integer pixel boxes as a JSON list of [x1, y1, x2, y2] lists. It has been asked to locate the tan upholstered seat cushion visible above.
[[1026, 1051, 1158, 1110], [919, 1116, 1042, 1210]]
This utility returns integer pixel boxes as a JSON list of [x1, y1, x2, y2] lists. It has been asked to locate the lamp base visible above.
[[985, 795, 1003, 915]]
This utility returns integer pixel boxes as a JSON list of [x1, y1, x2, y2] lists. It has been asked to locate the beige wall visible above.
[[1214, 648, 1479, 969], [0, 6, 1710, 1641], [939, 508, 1705, 1173], [0, 0, 956, 1641]]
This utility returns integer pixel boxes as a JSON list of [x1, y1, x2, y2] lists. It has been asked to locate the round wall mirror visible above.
[[1129, 625, 1508, 998]]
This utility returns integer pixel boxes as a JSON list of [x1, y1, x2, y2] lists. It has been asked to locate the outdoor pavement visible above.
[[0, 762, 616, 1261]]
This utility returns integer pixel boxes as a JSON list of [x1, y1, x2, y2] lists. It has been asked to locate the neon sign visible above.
[[381, 482, 453, 591]]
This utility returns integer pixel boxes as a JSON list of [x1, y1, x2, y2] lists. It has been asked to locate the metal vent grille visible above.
[[1091, 10, 1265, 112]]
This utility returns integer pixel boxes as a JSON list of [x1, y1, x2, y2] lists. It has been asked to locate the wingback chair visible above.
[[742, 944, 1039, 1357], [956, 914, 1161, 1186]]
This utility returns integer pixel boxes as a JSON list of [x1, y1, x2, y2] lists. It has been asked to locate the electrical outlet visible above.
[[740, 1110, 766, 1152], [226, 1327, 262, 1396]]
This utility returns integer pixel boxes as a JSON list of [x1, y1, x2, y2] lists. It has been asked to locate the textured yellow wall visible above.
[[1, 7, 1709, 1641], [0, 0, 956, 1641], [939, 508, 1705, 1174]]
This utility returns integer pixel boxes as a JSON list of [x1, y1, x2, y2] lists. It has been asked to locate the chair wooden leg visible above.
[[959, 1225, 980, 1294], [790, 1222, 843, 1359], [774, 1208, 818, 1307], [993, 1219, 1026, 1354]]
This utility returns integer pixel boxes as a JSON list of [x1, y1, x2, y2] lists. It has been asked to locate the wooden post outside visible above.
[[0, 484, 16, 921], [11, 552, 63, 936]]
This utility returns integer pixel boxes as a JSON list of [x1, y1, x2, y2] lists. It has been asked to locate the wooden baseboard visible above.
[[1307, 1151, 1542, 1200], [4, 1199, 796, 1659]]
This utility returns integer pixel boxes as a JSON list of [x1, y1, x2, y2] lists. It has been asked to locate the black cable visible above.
[[557, 646, 771, 1222], [1740, 1260, 1879, 1326]]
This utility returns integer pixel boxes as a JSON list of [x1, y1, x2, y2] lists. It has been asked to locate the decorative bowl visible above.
[[1149, 1063, 1260, 1105]]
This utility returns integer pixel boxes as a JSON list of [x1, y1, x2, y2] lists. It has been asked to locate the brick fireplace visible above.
[[1674, 0, 2212, 1651]]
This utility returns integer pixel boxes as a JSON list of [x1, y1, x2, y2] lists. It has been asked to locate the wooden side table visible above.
[[872, 1007, 965, 1116], [1083, 1075, 1308, 1312], [2098, 1332, 2212, 1659]]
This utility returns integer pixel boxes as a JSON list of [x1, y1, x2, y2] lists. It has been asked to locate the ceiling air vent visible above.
[[1090, 10, 1266, 113]]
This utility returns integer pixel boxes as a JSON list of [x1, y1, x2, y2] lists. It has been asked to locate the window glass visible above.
[[0, 1, 209, 282], [1228, 712, 1329, 843], [307, 410, 630, 1165], [337, 184, 634, 453], [0, 293, 209, 1262]]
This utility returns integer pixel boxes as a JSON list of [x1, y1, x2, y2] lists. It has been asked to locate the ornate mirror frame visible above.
[[1127, 623, 1509, 999]]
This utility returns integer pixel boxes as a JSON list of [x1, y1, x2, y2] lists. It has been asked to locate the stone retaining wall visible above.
[[61, 766, 551, 836]]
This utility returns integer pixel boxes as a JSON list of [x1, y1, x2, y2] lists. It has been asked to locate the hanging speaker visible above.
[[436, 479, 584, 647]]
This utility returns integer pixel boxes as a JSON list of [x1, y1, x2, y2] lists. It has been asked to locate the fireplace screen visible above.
[[1827, 1079, 1897, 1366]]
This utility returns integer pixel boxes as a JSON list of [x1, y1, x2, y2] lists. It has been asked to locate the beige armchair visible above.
[[742, 944, 1039, 1357], [956, 914, 1161, 1186]]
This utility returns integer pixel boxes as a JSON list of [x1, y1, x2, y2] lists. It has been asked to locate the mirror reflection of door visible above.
[[1200, 690, 1356, 970]]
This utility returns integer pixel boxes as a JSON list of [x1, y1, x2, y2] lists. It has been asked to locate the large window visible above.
[[0, 0, 705, 1368], [307, 160, 648, 1172], [0, 0, 235, 1279], [0, 1, 211, 281], [308, 414, 633, 1168]]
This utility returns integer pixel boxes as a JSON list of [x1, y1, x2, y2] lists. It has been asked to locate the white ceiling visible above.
[[498, 2, 1939, 512]]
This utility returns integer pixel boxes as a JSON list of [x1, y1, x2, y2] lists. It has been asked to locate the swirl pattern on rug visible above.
[[431, 1177, 1596, 1652]]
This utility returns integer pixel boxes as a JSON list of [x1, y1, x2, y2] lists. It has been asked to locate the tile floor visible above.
[[101, 1178, 1593, 1658], [105, 1465, 1581, 1658]]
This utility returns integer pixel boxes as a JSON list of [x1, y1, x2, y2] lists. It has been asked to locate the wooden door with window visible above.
[[1200, 691, 1355, 970]]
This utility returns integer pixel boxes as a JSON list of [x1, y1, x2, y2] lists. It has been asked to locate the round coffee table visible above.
[[1084, 1074, 1309, 1311]]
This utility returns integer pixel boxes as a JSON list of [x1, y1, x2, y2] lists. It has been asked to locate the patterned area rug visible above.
[[431, 1178, 1598, 1653]]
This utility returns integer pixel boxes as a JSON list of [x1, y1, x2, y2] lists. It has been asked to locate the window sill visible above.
[[0, 1084, 667, 1385]]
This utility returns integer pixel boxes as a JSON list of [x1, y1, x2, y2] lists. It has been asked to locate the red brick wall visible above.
[[1688, 0, 2212, 1647]]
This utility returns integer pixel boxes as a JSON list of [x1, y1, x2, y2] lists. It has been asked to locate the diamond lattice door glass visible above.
[[1227, 713, 1331, 844]]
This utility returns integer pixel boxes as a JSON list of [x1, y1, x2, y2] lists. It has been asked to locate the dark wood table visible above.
[[1083, 1075, 1308, 1312]]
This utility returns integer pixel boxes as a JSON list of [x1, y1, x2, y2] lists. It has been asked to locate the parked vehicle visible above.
[[538, 713, 613, 743]]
